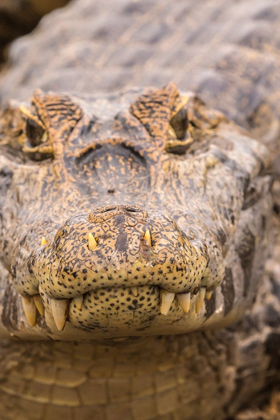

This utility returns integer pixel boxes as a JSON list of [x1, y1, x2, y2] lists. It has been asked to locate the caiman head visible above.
[[0, 83, 272, 340]]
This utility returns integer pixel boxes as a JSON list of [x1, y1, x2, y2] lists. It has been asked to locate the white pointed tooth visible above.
[[144, 230, 152, 247], [40, 236, 47, 246], [160, 289, 175, 315], [51, 298, 69, 331], [131, 287, 138, 297], [22, 296, 37, 327], [206, 290, 213, 300], [73, 295, 84, 310], [196, 287, 206, 313], [177, 292, 191, 314], [88, 233, 97, 250], [33, 295, 44, 315]]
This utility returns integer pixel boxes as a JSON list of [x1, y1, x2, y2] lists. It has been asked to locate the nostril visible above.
[[101, 207, 116, 213], [125, 206, 142, 213]]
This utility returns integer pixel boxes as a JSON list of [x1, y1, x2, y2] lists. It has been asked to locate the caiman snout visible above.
[[10, 205, 225, 333], [32, 205, 209, 295]]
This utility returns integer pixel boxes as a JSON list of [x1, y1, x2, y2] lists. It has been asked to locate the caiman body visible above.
[[0, 1, 280, 419]]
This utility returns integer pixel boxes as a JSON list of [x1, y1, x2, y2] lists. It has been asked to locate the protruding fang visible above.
[[51, 298, 69, 331], [196, 287, 206, 313], [40, 237, 47, 246], [131, 287, 138, 297], [160, 289, 175, 315], [177, 292, 191, 314], [33, 295, 44, 315], [22, 296, 37, 327], [144, 230, 152, 247], [73, 295, 84, 310], [206, 290, 213, 300], [88, 233, 97, 250]]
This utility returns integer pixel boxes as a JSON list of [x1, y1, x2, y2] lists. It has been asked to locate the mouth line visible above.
[[20, 282, 215, 332]]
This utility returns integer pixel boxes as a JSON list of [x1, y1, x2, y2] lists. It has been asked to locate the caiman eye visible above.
[[166, 107, 193, 155], [25, 118, 46, 148], [20, 105, 52, 161], [170, 107, 188, 140]]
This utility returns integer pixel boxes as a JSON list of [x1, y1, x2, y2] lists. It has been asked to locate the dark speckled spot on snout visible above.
[[115, 231, 128, 253], [114, 214, 125, 227]]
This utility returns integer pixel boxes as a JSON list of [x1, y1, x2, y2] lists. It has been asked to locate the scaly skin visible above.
[[0, 84, 277, 420], [0, 0, 280, 419], [0, 83, 272, 340]]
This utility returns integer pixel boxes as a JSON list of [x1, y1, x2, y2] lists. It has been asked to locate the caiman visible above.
[[0, 1, 280, 419]]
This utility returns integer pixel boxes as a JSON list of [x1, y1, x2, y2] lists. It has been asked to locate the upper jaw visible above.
[[20, 206, 211, 298]]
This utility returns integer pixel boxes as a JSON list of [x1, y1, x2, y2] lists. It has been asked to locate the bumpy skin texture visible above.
[[0, 84, 272, 340], [0, 0, 280, 419], [0, 85, 277, 420]]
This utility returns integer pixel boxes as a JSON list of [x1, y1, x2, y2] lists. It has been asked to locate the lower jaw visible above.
[[36, 284, 212, 339]]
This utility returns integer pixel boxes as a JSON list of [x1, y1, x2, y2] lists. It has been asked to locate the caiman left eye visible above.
[[19, 105, 52, 161], [170, 107, 188, 140], [166, 107, 193, 155]]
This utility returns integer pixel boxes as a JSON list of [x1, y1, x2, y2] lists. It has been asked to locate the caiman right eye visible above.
[[26, 117, 46, 148], [166, 107, 193, 155]]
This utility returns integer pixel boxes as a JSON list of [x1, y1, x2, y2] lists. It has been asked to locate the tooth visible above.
[[33, 295, 44, 315], [144, 230, 152, 246], [73, 295, 83, 310], [196, 287, 206, 313], [40, 237, 47, 246], [88, 233, 97, 250], [131, 287, 138, 297], [206, 290, 213, 300], [160, 289, 175, 315], [51, 298, 69, 331], [177, 292, 191, 314], [22, 296, 37, 327]]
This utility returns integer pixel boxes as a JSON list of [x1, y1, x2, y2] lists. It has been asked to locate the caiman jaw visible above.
[[13, 205, 223, 333], [21, 285, 213, 332]]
